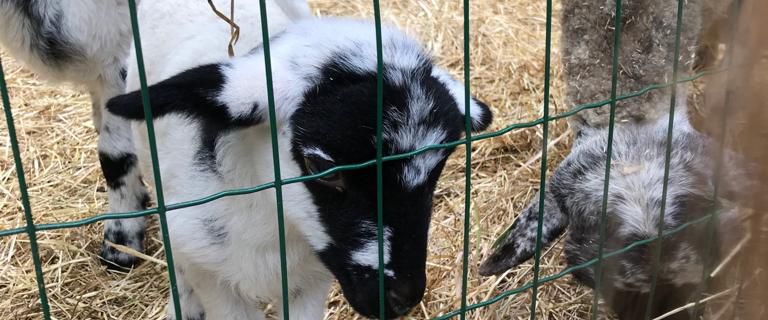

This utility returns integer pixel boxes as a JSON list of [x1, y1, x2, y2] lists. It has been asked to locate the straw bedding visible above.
[[0, 0, 630, 319]]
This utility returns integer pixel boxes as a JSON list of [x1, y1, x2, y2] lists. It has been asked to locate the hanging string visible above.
[[207, 0, 241, 57]]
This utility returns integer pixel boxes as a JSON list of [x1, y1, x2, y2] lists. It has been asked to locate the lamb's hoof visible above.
[[100, 241, 142, 271], [99, 229, 144, 271]]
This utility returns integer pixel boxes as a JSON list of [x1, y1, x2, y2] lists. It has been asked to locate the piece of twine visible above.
[[208, 0, 241, 57]]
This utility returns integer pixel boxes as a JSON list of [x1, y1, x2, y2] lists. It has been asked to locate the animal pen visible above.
[[0, 0, 759, 319]]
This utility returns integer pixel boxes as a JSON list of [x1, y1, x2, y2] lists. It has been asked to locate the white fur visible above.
[[350, 224, 393, 269], [0, 0, 134, 128], [124, 2, 333, 319], [302, 146, 333, 162], [431, 67, 488, 128]]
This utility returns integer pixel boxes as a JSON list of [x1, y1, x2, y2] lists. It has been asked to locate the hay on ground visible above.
[[1, 1, 627, 319]]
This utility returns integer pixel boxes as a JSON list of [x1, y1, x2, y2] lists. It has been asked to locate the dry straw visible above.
[[0, 0, 630, 319]]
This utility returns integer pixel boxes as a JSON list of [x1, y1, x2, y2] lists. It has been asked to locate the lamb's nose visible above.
[[386, 281, 420, 317]]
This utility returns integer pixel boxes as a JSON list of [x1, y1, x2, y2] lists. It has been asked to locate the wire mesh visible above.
[[256, 0, 293, 317], [644, 0, 687, 318], [0, 0, 724, 319]]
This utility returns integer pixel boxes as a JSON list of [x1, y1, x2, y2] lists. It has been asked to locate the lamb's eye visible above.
[[304, 157, 345, 191]]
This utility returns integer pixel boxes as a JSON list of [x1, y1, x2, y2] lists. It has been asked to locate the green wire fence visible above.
[[0, 0, 729, 319]]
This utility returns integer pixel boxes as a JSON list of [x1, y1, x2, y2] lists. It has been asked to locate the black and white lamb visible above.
[[106, 16, 493, 320], [0, 0, 311, 271], [0, 0, 136, 130], [479, 101, 745, 319]]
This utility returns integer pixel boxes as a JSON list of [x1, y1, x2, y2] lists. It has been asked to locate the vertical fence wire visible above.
[[458, 0, 473, 318], [0, 1, 744, 319], [0, 58, 52, 320], [256, 1, 292, 317], [643, 0, 687, 318], [371, 1, 387, 318], [692, 0, 744, 314], [528, 0, 554, 317], [589, 0, 624, 318], [125, 0, 183, 317]]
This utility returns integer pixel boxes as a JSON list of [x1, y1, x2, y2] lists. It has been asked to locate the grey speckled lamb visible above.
[[479, 101, 748, 319]]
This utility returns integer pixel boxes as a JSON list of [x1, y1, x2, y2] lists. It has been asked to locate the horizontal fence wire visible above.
[[125, 0, 183, 317], [0, 55, 52, 319], [0, 3, 731, 319], [432, 213, 716, 320], [0, 70, 718, 239]]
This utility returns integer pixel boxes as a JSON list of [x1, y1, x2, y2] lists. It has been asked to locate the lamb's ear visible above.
[[430, 67, 493, 132], [107, 63, 263, 126], [478, 188, 568, 276]]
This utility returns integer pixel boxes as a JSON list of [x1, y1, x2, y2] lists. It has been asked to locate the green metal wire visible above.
[[1, 57, 52, 320], [528, 0, 553, 317], [432, 212, 715, 319], [126, 0, 182, 317], [459, 0, 473, 318], [590, 0, 623, 318], [372, 0, 387, 318], [256, 1, 292, 318], [643, 0, 686, 318], [692, 0, 743, 314], [0, 70, 720, 240], [0, 1, 745, 318]]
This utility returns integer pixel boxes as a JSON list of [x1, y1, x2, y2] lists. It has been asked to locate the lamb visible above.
[[106, 16, 493, 320], [0, 0, 135, 131], [0, 0, 312, 270], [479, 99, 747, 319]]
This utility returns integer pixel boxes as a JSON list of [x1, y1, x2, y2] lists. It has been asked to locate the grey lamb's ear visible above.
[[430, 67, 493, 132], [479, 188, 568, 276]]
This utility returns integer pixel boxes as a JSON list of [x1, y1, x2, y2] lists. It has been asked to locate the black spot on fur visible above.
[[17, 1, 81, 65], [119, 67, 128, 81], [106, 64, 263, 172], [202, 217, 228, 244], [98, 152, 138, 189], [140, 191, 152, 209]]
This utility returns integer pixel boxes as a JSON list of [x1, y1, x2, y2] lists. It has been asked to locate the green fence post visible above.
[[0, 56, 52, 320], [644, 0, 686, 318], [371, 1, 387, 318], [590, 0, 624, 318], [691, 0, 743, 315], [256, 0, 292, 318], [528, 0, 554, 317], [125, 0, 183, 318], [459, 0, 474, 318]]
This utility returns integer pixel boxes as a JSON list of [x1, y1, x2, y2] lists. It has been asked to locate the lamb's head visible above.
[[283, 20, 492, 318], [479, 109, 745, 319], [107, 18, 492, 318]]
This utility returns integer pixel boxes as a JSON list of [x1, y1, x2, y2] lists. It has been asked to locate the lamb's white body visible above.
[[124, 2, 329, 319], [138, 118, 332, 319], [0, 0, 134, 128]]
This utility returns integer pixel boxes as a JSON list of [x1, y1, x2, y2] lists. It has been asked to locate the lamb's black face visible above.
[[289, 59, 491, 318]]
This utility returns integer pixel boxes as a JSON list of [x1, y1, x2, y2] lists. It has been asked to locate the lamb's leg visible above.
[[165, 267, 205, 320], [277, 277, 332, 320], [185, 268, 266, 320], [478, 189, 569, 276], [96, 69, 150, 270]]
